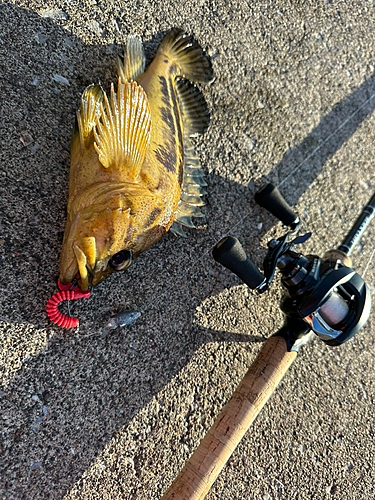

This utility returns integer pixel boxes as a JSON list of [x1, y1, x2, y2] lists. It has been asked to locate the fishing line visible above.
[[180, 90, 375, 281], [362, 246, 375, 279], [277, 90, 375, 190]]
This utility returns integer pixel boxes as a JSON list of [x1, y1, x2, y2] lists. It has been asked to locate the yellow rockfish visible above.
[[59, 29, 214, 291]]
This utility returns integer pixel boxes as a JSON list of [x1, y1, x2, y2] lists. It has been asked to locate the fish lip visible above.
[[71, 271, 93, 292]]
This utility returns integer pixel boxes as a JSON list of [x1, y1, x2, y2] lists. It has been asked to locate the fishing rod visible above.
[[160, 183, 374, 500]]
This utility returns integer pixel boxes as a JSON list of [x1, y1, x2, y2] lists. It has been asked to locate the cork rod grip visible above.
[[160, 336, 297, 500]]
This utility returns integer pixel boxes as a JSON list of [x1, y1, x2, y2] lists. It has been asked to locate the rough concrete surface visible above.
[[1, 0, 375, 499]]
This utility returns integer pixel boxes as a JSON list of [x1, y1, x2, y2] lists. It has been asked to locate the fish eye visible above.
[[108, 250, 132, 271]]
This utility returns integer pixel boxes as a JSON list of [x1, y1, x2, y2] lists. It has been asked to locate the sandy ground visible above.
[[1, 1, 375, 499]]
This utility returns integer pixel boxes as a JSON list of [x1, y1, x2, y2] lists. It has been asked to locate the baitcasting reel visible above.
[[213, 184, 374, 346]]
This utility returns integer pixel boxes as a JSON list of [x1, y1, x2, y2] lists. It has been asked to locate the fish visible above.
[[59, 28, 214, 291]]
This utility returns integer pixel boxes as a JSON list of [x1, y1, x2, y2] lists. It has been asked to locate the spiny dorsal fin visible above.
[[176, 78, 210, 138], [94, 78, 151, 179], [117, 35, 146, 82], [159, 28, 214, 84], [76, 84, 104, 150]]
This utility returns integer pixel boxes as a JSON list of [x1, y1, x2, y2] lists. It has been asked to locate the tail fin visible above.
[[159, 28, 214, 84]]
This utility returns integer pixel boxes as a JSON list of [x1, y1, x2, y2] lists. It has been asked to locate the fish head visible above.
[[59, 206, 134, 291]]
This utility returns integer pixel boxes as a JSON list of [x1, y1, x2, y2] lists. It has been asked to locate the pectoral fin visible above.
[[94, 79, 151, 180], [74, 84, 104, 151]]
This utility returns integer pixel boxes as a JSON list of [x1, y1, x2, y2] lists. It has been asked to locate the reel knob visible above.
[[254, 183, 299, 229], [213, 236, 266, 291]]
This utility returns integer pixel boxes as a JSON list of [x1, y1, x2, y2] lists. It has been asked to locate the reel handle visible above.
[[254, 183, 299, 229], [212, 236, 265, 290]]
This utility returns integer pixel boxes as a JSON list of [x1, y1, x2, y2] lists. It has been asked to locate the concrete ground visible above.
[[1, 1, 375, 499]]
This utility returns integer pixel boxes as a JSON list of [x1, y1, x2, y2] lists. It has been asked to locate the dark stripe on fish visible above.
[[145, 206, 162, 228], [157, 72, 183, 182], [169, 79, 184, 186], [169, 63, 178, 77], [159, 76, 170, 107], [155, 144, 177, 173], [160, 106, 175, 137], [170, 84, 184, 158]]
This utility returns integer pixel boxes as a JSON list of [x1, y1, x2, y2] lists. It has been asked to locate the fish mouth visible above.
[[66, 268, 107, 291]]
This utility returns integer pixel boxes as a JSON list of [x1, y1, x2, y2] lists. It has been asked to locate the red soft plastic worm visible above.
[[46, 285, 91, 328]]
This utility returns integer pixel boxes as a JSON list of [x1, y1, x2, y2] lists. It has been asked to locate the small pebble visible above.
[[52, 74, 70, 85], [88, 21, 104, 37], [30, 461, 42, 471], [326, 483, 337, 495], [31, 77, 38, 86], [19, 133, 33, 147], [37, 33, 48, 44], [41, 9, 68, 20], [42, 406, 48, 415]]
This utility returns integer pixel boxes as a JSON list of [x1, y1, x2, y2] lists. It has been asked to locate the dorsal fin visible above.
[[117, 35, 146, 82], [93, 78, 151, 180], [176, 78, 210, 138], [75, 84, 104, 150]]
